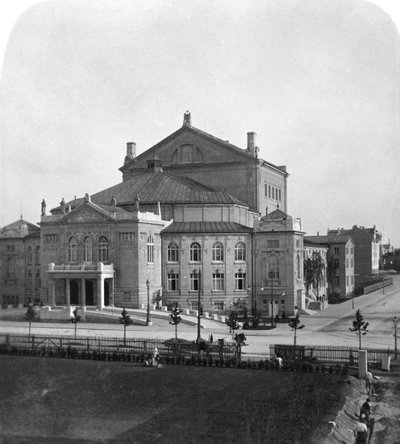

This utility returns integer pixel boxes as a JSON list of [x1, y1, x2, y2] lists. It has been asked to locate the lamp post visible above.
[[195, 269, 202, 343], [394, 316, 398, 360], [270, 277, 274, 328], [146, 279, 150, 326]]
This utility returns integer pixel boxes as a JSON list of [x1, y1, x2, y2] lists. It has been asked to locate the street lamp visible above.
[[146, 279, 150, 326], [194, 269, 202, 343], [394, 316, 398, 361]]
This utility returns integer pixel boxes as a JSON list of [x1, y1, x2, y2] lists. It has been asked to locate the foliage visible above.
[[25, 305, 36, 337], [304, 251, 325, 297], [169, 304, 182, 339], [288, 314, 305, 347], [70, 308, 81, 338], [119, 307, 133, 345], [349, 309, 369, 349], [226, 311, 240, 335]]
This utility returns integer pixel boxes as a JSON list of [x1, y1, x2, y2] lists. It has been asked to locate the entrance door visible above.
[[104, 280, 109, 306], [86, 281, 94, 305], [70, 281, 79, 305]]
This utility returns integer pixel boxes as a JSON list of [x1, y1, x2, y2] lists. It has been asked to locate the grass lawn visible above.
[[0, 355, 348, 443]]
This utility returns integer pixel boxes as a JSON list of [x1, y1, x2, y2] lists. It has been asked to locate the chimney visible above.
[[124, 141, 136, 163], [183, 111, 192, 127], [247, 132, 259, 157]]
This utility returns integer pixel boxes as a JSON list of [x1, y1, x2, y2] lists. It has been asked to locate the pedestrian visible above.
[[359, 398, 371, 421], [366, 371, 374, 395], [275, 354, 283, 370], [354, 418, 368, 443]]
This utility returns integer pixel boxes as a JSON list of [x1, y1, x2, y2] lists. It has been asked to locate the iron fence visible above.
[[0, 333, 236, 361], [270, 344, 394, 365]]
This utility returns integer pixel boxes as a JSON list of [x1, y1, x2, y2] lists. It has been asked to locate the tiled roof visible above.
[[260, 208, 288, 221], [161, 222, 253, 234], [305, 235, 353, 245], [90, 171, 248, 207], [0, 219, 39, 238]]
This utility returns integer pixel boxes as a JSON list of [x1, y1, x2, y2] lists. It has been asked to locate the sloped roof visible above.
[[0, 218, 39, 238], [90, 171, 248, 207], [305, 234, 353, 245], [260, 208, 288, 221], [161, 221, 253, 234], [122, 124, 288, 176]]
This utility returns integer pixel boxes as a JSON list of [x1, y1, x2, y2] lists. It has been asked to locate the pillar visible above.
[[97, 276, 104, 309], [66, 278, 71, 307], [358, 350, 368, 379], [110, 277, 115, 307], [49, 279, 56, 306], [81, 278, 86, 307]]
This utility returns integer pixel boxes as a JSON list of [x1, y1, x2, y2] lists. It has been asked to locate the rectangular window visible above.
[[346, 247, 349, 255], [278, 189, 281, 201], [267, 239, 280, 248], [268, 185, 271, 198], [190, 273, 200, 291], [191, 301, 199, 311], [6, 245, 15, 252], [213, 301, 224, 311], [346, 259, 349, 268], [334, 247, 339, 255], [334, 259, 340, 269], [351, 258, 354, 268], [235, 272, 246, 290], [265, 184, 268, 197], [334, 276, 340, 287], [272, 187, 275, 199], [351, 275, 354, 285], [167, 273, 179, 291], [212, 272, 224, 291]]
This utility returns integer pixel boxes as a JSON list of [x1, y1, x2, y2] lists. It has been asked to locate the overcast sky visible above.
[[1, 0, 399, 245]]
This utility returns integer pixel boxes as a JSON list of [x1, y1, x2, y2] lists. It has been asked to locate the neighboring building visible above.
[[305, 234, 355, 301], [327, 226, 381, 284], [0, 217, 40, 307], [303, 240, 328, 310], [254, 208, 305, 318]]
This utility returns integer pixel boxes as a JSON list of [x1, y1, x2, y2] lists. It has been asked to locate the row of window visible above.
[[333, 247, 354, 255], [264, 184, 282, 201], [68, 236, 109, 262], [167, 271, 247, 292], [167, 242, 246, 263]]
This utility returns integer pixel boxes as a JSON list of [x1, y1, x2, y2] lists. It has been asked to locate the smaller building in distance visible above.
[[327, 225, 381, 285], [305, 234, 355, 303], [0, 217, 41, 308]]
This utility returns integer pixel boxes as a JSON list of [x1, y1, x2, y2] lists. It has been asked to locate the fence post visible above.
[[31, 334, 35, 349], [87, 337, 89, 352]]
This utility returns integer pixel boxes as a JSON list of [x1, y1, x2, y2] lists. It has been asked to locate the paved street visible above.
[[1, 274, 399, 358]]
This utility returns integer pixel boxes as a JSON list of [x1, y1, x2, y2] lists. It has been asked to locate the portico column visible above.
[[97, 276, 104, 309], [50, 278, 56, 306], [110, 277, 115, 307], [66, 278, 71, 307], [81, 278, 86, 307]]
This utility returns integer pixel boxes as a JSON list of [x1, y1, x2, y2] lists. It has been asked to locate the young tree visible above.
[[25, 304, 36, 338], [226, 311, 240, 337], [349, 309, 369, 349], [169, 304, 182, 339], [70, 307, 81, 338], [119, 306, 133, 345], [233, 332, 247, 360], [288, 313, 305, 347]]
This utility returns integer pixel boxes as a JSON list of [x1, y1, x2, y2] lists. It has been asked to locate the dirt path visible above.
[[318, 372, 400, 444]]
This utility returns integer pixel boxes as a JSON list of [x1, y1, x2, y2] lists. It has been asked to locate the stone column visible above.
[[66, 278, 71, 307], [50, 279, 56, 306], [110, 277, 115, 307], [81, 278, 86, 307], [97, 276, 104, 309]]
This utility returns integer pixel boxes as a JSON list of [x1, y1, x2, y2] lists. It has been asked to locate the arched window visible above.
[[83, 236, 93, 262], [98, 236, 109, 262], [190, 242, 201, 262], [167, 242, 179, 263], [212, 242, 224, 262], [147, 235, 154, 263], [27, 246, 33, 265], [35, 246, 40, 265], [234, 242, 246, 262], [267, 254, 280, 280], [68, 237, 78, 262]]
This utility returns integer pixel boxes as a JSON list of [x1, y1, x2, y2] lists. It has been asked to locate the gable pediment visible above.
[[122, 126, 255, 173], [61, 203, 112, 224]]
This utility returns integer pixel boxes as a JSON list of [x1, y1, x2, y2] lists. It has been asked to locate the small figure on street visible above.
[[366, 371, 374, 395], [354, 417, 368, 443], [275, 354, 283, 370], [146, 347, 160, 367], [359, 398, 371, 421]]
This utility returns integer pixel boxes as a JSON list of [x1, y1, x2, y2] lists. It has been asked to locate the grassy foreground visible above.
[[0, 355, 347, 443]]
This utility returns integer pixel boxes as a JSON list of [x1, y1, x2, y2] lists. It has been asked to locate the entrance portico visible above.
[[47, 262, 115, 309]]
